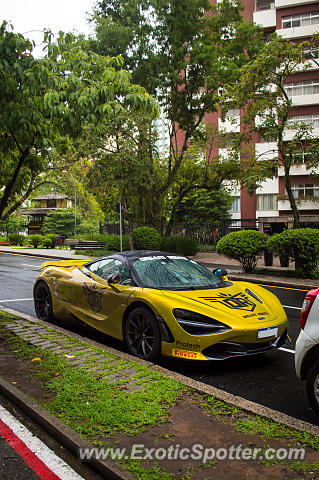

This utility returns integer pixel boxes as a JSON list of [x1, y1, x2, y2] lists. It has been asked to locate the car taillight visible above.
[[301, 288, 319, 329]]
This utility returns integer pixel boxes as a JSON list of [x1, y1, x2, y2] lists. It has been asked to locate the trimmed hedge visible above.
[[160, 236, 198, 256], [133, 227, 161, 250], [8, 233, 24, 246], [268, 228, 319, 277], [44, 233, 58, 248], [104, 234, 130, 252], [42, 237, 53, 248], [28, 234, 44, 248], [216, 230, 268, 273]]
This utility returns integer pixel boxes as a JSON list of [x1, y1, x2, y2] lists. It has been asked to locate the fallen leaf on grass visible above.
[[31, 357, 41, 362], [64, 354, 75, 359]]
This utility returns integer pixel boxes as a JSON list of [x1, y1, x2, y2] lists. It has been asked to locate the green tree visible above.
[[42, 209, 80, 236], [224, 35, 319, 228], [91, 0, 263, 231], [84, 110, 159, 246], [0, 23, 157, 222]]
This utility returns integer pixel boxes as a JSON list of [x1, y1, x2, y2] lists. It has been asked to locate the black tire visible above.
[[34, 281, 55, 322], [306, 359, 319, 417], [124, 306, 161, 361]]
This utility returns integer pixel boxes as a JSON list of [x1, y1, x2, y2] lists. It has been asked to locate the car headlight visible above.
[[173, 308, 231, 336]]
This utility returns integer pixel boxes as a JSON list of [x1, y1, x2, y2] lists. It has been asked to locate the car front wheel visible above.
[[124, 306, 161, 361], [306, 359, 319, 417], [34, 281, 55, 322]]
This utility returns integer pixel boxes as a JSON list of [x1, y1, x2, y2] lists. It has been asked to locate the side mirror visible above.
[[107, 274, 120, 284], [213, 268, 228, 277]]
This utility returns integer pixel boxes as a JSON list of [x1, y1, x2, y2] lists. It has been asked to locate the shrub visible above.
[[216, 230, 268, 273], [266, 233, 289, 261], [28, 234, 44, 248], [160, 236, 198, 256], [8, 233, 23, 245], [133, 227, 161, 250], [104, 234, 130, 251], [268, 229, 319, 277], [42, 237, 53, 248], [44, 233, 58, 248]]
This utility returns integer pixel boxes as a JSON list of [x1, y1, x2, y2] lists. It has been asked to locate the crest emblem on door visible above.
[[83, 283, 106, 313]]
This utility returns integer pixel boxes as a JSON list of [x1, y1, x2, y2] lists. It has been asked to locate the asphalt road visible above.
[[0, 252, 317, 426]]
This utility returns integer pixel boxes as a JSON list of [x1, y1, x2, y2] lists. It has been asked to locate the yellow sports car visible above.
[[33, 250, 288, 361]]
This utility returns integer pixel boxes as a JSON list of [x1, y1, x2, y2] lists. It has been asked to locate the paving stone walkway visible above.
[[2, 317, 153, 393]]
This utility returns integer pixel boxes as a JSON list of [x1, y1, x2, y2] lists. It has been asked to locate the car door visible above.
[[74, 258, 136, 339]]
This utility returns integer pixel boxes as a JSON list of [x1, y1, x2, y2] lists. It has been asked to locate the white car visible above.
[[295, 287, 319, 417]]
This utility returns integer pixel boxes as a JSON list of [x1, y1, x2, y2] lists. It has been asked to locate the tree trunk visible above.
[[284, 165, 300, 228], [122, 195, 134, 250]]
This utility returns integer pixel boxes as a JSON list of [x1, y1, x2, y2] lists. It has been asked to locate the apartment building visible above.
[[224, 0, 319, 231]]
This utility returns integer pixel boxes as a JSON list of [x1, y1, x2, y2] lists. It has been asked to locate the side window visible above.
[[95, 259, 132, 285], [87, 260, 102, 274]]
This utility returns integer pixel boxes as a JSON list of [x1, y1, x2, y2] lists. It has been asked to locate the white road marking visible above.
[[0, 404, 84, 480], [0, 298, 33, 302], [21, 264, 39, 267], [279, 347, 295, 354], [282, 305, 302, 310]]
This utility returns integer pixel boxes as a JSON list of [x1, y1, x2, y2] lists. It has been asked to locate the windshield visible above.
[[132, 255, 225, 290]]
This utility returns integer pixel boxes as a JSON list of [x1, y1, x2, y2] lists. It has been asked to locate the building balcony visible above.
[[278, 164, 312, 175], [277, 24, 319, 40], [275, 0, 318, 8], [291, 93, 319, 106], [253, 9, 276, 28], [278, 198, 319, 210], [283, 127, 319, 141]]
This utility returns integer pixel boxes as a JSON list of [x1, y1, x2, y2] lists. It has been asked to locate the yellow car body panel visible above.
[[34, 254, 288, 361]]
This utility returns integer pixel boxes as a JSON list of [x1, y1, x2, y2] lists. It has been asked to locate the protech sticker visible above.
[[167, 256, 187, 260], [176, 340, 200, 351]]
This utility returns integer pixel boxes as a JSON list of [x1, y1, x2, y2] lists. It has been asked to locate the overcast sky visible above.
[[2, 0, 98, 56]]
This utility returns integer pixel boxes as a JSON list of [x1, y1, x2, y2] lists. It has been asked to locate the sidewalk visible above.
[[0, 307, 318, 480], [1, 245, 318, 290]]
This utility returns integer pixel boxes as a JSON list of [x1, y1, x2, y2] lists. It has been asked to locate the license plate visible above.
[[257, 326, 278, 338]]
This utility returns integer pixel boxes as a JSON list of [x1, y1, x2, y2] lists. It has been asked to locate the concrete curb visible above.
[[0, 249, 91, 261], [0, 377, 136, 480], [1, 306, 319, 438]]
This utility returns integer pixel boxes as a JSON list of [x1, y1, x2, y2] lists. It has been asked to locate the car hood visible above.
[[161, 282, 278, 323]]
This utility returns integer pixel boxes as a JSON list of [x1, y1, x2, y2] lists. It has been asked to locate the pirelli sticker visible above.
[[173, 349, 200, 360]]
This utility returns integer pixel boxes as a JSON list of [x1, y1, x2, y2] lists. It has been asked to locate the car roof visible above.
[[104, 250, 175, 261]]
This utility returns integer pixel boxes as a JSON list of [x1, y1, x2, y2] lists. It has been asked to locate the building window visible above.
[[230, 196, 240, 212], [292, 151, 315, 163], [285, 80, 319, 97], [257, 194, 277, 210], [256, 0, 274, 10], [291, 184, 319, 198], [286, 114, 319, 128], [282, 11, 319, 29], [46, 199, 56, 208], [303, 46, 319, 60]]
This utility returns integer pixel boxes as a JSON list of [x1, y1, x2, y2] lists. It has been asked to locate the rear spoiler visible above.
[[39, 259, 88, 270]]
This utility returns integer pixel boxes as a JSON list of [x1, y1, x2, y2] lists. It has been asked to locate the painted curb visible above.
[[0, 377, 136, 480], [1, 306, 319, 438]]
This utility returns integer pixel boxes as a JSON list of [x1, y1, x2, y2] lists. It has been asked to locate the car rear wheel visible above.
[[124, 306, 161, 361], [34, 281, 55, 322], [306, 359, 319, 417]]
